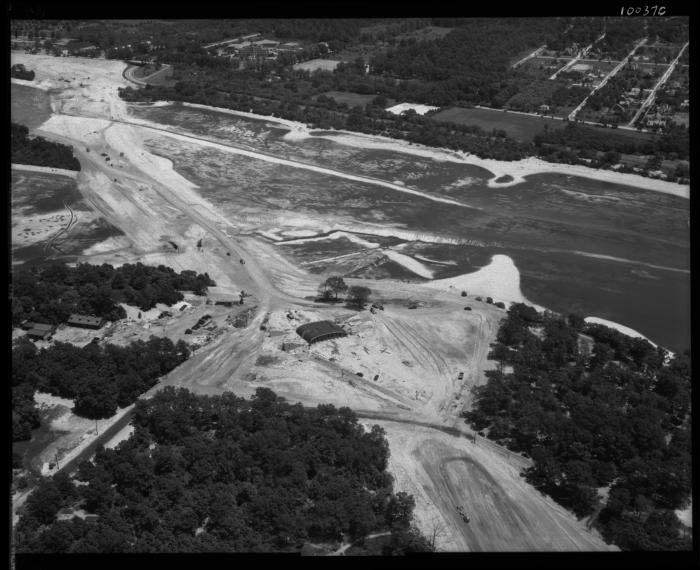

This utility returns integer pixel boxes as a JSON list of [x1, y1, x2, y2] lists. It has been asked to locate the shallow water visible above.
[[11, 83, 53, 130], [127, 103, 693, 351]]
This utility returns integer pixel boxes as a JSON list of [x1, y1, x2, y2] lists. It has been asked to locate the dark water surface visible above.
[[11, 83, 53, 130]]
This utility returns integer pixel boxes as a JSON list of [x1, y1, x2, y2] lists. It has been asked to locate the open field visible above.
[[292, 59, 341, 72], [431, 106, 564, 142], [9, 52, 688, 552]]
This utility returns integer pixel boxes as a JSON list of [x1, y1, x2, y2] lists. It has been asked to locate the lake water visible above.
[[40, 100, 694, 352], [11, 83, 53, 130]]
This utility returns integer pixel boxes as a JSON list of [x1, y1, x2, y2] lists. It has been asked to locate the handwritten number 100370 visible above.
[[620, 6, 666, 15]]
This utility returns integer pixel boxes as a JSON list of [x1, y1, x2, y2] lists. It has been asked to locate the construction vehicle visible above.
[[456, 506, 470, 523]]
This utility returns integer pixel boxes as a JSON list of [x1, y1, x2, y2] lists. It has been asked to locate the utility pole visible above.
[[54, 450, 60, 470], [95, 419, 99, 435]]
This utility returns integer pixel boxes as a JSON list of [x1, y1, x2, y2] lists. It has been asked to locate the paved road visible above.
[[568, 37, 647, 121], [627, 41, 689, 127]]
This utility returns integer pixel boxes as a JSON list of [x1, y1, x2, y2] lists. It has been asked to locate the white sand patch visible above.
[[34, 391, 74, 411], [181, 101, 310, 132], [104, 424, 135, 450], [446, 177, 480, 189], [82, 235, 132, 256], [572, 251, 689, 274], [259, 230, 283, 241], [282, 127, 312, 141], [386, 102, 440, 116], [280, 230, 381, 249], [119, 302, 173, 322], [676, 500, 692, 528], [11, 163, 79, 178], [414, 255, 457, 266], [348, 226, 464, 245], [279, 229, 321, 238], [384, 250, 434, 278], [424, 254, 543, 309], [11, 77, 52, 90], [584, 317, 657, 347], [292, 59, 341, 72]]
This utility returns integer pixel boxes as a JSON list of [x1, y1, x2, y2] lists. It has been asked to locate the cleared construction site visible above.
[[10, 52, 620, 552]]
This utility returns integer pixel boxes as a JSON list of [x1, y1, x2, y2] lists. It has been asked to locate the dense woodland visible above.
[[534, 122, 689, 162], [465, 303, 691, 551], [367, 19, 569, 106], [11, 63, 35, 80], [13, 334, 190, 436], [15, 388, 432, 554], [12, 262, 215, 327], [11, 123, 81, 171]]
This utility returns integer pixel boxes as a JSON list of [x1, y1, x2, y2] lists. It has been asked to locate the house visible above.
[[538, 104, 550, 113], [26, 323, 56, 341], [680, 99, 689, 109], [66, 314, 104, 329]]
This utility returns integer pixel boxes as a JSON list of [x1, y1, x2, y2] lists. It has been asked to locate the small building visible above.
[[66, 314, 104, 329], [296, 320, 348, 345], [26, 323, 56, 341], [538, 104, 551, 113]]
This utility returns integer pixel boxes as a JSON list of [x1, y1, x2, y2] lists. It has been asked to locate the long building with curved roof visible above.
[[296, 320, 348, 344]]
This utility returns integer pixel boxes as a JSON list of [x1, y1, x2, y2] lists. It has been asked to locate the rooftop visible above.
[[296, 320, 348, 344], [67, 314, 104, 324]]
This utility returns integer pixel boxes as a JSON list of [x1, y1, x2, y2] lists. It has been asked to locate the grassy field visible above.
[[134, 65, 175, 86], [292, 59, 341, 72], [431, 107, 565, 142]]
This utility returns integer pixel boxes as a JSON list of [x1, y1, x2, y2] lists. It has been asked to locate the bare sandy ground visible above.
[[32, 392, 134, 477], [12, 163, 79, 178], [374, 421, 614, 551], [424, 254, 545, 309]]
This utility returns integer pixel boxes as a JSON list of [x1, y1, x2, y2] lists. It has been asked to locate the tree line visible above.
[[464, 303, 691, 551], [11, 63, 35, 80], [11, 122, 81, 171], [318, 276, 372, 309], [13, 334, 191, 436], [15, 387, 432, 554], [12, 262, 216, 327]]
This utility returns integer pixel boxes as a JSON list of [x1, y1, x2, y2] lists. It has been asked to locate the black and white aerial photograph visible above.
[[10, 8, 694, 563]]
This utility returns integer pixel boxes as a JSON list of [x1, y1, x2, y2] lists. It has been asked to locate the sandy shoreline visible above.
[[11, 77, 52, 91], [422, 254, 545, 310], [174, 101, 689, 198], [584, 316, 657, 347]]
